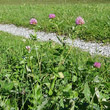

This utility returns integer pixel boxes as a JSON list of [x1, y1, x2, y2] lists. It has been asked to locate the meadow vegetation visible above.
[[0, 0, 110, 43], [0, 31, 110, 109], [0, 0, 110, 109], [0, 0, 110, 4]]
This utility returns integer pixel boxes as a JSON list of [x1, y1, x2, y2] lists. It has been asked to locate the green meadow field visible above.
[[0, 0, 110, 4], [0, 0, 110, 110], [0, 0, 110, 43]]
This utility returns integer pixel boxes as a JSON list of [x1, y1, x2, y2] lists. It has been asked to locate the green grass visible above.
[[0, 1, 110, 109], [0, 2, 110, 43], [0, 31, 110, 109], [0, 0, 110, 4]]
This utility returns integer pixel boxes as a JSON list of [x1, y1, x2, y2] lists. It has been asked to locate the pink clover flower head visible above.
[[75, 16, 85, 25], [94, 62, 101, 68], [26, 46, 31, 51], [49, 14, 56, 19], [30, 18, 37, 25]]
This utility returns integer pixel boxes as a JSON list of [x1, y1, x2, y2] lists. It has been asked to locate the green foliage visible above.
[[0, 31, 110, 109], [0, 0, 110, 4]]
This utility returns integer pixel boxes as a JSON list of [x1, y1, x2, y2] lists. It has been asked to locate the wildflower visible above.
[[75, 16, 85, 25], [26, 46, 31, 51], [49, 14, 56, 19], [30, 18, 37, 25], [94, 62, 101, 68]]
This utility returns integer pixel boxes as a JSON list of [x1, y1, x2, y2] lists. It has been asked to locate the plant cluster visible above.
[[0, 31, 110, 110]]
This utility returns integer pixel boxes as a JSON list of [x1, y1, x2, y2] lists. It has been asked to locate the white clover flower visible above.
[[26, 46, 30, 51], [26, 46, 31, 53]]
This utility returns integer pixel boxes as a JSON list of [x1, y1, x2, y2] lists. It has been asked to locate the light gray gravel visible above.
[[0, 24, 110, 57]]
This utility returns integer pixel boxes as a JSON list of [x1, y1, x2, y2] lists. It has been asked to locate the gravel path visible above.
[[0, 24, 110, 57]]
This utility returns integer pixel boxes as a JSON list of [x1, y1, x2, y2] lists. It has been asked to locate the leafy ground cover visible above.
[[0, 31, 110, 109], [0, 2, 110, 43]]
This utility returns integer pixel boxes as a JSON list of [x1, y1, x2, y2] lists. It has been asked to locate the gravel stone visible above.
[[0, 24, 110, 57]]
